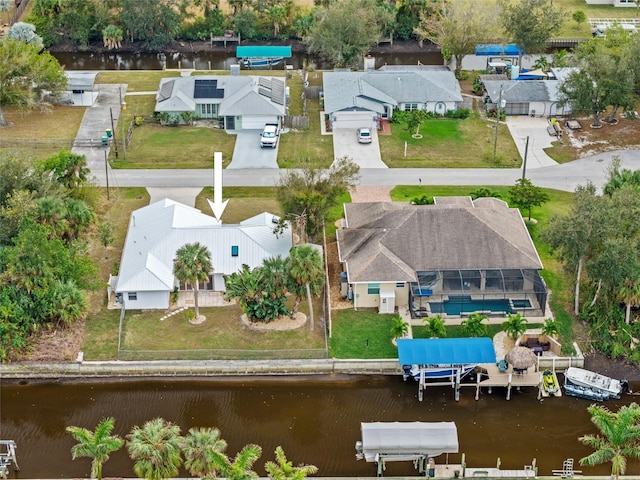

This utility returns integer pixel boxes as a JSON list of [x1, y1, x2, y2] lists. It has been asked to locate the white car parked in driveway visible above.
[[357, 127, 372, 144]]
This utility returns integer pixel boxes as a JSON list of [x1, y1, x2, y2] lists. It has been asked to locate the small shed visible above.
[[379, 285, 395, 313], [61, 72, 99, 106]]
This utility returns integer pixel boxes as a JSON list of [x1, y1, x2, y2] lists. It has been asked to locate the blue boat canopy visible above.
[[397, 338, 496, 365], [236, 46, 292, 58], [475, 44, 521, 56]]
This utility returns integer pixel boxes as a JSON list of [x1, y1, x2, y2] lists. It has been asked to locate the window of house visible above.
[[368, 283, 380, 295], [404, 103, 419, 111], [231, 245, 239, 257], [396, 282, 405, 288], [128, 292, 137, 301]]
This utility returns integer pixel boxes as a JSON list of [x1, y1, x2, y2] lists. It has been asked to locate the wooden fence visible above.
[[284, 115, 309, 129], [304, 86, 323, 100]]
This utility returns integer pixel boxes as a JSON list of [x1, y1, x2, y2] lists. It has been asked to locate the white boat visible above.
[[564, 367, 629, 400], [403, 364, 476, 381]]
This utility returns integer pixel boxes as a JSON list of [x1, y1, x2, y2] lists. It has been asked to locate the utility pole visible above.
[[493, 84, 504, 161], [109, 107, 118, 159], [120, 86, 127, 159], [104, 150, 110, 200], [522, 136, 529, 179]]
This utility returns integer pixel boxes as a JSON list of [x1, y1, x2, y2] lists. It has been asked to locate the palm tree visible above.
[[422, 314, 446, 338], [66, 417, 124, 480], [390, 316, 409, 342], [127, 418, 183, 480], [173, 242, 213, 319], [541, 317, 559, 337], [579, 402, 640, 480], [265, 446, 318, 480], [287, 245, 325, 331], [618, 278, 640, 325], [461, 312, 487, 337], [215, 444, 262, 480], [502, 312, 528, 340], [182, 427, 228, 479]]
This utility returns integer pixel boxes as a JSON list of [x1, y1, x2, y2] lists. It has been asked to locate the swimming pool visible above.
[[429, 295, 512, 316]]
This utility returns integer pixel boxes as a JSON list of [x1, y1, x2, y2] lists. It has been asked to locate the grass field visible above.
[[0, 106, 86, 159], [381, 111, 521, 168], [556, 0, 640, 37]]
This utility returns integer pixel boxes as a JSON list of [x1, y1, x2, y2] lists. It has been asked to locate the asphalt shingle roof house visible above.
[[482, 68, 577, 117], [113, 199, 292, 310], [154, 75, 286, 130], [336, 198, 548, 318], [322, 66, 463, 130]]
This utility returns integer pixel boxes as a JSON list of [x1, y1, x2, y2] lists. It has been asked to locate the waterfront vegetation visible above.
[[67, 417, 317, 480]]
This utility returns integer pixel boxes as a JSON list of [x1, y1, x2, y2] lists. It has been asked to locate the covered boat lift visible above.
[[356, 422, 458, 477], [236, 46, 292, 68], [398, 338, 496, 401]]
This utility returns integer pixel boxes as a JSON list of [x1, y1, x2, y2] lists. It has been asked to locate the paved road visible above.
[[81, 85, 640, 194], [99, 150, 640, 193]]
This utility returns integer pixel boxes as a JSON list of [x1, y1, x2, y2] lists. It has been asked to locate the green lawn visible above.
[[0, 105, 86, 159], [195, 187, 282, 223], [111, 121, 236, 169], [380, 111, 521, 168], [556, 0, 640, 37], [97, 71, 181, 92], [329, 309, 400, 359]]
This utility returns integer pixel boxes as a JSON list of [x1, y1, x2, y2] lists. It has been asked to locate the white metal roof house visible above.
[[336, 198, 547, 319], [322, 66, 462, 130], [114, 199, 292, 310], [154, 75, 286, 130]]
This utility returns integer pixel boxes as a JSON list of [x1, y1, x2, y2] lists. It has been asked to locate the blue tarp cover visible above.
[[475, 44, 521, 56], [397, 338, 496, 365], [236, 46, 292, 58]]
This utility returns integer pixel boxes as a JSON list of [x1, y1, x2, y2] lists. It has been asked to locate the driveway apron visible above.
[[505, 116, 558, 169], [332, 128, 387, 169], [228, 129, 279, 169]]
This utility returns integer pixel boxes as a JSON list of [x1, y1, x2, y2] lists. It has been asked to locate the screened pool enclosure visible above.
[[409, 269, 547, 318]]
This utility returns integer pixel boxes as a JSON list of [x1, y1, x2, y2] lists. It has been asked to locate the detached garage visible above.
[[331, 111, 377, 130]]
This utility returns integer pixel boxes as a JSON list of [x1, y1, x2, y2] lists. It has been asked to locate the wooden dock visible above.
[[475, 363, 542, 400]]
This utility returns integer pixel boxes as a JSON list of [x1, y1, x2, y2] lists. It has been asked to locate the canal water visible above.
[[51, 50, 444, 71], [2, 375, 639, 478]]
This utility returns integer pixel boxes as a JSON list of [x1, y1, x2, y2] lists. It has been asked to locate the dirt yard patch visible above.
[[560, 115, 640, 158]]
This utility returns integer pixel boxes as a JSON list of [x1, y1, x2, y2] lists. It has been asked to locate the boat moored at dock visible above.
[[563, 366, 630, 401]]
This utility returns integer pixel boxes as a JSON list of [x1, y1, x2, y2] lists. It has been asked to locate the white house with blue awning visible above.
[[397, 338, 496, 401]]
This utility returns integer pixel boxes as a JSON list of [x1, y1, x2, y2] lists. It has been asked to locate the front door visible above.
[[225, 116, 235, 130]]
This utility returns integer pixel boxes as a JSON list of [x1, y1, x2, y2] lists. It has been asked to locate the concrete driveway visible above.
[[332, 128, 387, 169], [505, 116, 558, 169], [228, 130, 279, 169]]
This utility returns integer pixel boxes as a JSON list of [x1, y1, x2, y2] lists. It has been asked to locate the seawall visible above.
[[0, 358, 402, 379]]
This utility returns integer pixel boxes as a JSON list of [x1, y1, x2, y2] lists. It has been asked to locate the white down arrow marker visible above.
[[207, 151, 229, 221]]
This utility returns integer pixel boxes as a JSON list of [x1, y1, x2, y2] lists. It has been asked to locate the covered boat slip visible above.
[[356, 423, 537, 478], [397, 338, 496, 401], [356, 422, 458, 477], [236, 46, 292, 68]]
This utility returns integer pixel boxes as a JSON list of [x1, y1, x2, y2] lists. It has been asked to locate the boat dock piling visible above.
[[0, 441, 19, 479], [475, 363, 542, 400]]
